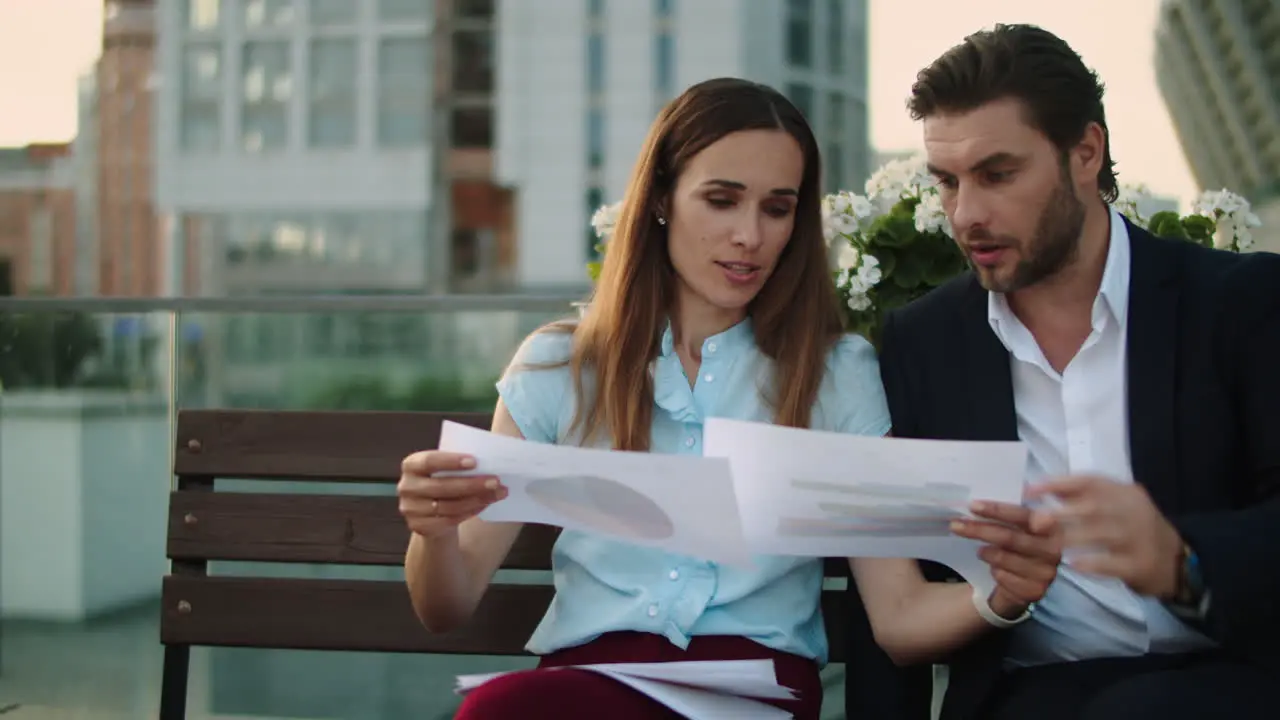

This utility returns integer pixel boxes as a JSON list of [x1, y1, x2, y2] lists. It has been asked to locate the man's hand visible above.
[[1029, 475, 1184, 599]]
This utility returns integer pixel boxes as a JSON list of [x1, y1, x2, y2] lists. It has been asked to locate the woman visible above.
[[397, 78, 1061, 719]]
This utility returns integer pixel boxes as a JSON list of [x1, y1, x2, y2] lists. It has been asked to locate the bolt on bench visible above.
[[159, 409, 854, 719]]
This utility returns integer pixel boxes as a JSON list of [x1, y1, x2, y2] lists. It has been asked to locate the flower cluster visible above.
[[586, 153, 1264, 344], [821, 154, 965, 340], [1191, 188, 1262, 251]]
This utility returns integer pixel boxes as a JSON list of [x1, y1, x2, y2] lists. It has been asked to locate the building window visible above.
[[242, 0, 294, 29], [826, 0, 843, 74], [184, 0, 221, 31], [785, 0, 813, 68], [181, 43, 221, 150], [786, 82, 813, 119], [451, 106, 494, 148], [849, 98, 868, 186], [826, 92, 845, 190], [309, 38, 357, 147], [28, 198, 52, 291], [309, 0, 355, 27], [456, 0, 495, 19], [586, 33, 605, 95], [377, 37, 429, 146], [654, 31, 674, 103], [241, 41, 292, 151], [378, 0, 430, 22], [452, 29, 494, 94], [587, 107, 604, 169]]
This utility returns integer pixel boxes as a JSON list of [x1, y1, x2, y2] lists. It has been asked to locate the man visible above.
[[843, 23, 1280, 720]]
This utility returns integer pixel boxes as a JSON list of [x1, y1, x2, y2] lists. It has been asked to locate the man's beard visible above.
[[970, 168, 1086, 294]]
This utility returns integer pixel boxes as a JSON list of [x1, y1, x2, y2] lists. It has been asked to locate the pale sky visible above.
[[0, 0, 1198, 205]]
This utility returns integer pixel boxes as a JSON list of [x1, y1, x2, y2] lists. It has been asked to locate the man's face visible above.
[[923, 97, 1086, 293]]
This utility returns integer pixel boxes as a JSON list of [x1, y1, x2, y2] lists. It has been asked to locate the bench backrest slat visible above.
[[168, 491, 561, 569], [174, 409, 491, 481], [161, 575, 551, 655], [160, 575, 852, 662]]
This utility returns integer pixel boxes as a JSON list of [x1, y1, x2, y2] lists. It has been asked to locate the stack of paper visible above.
[[456, 659, 797, 719]]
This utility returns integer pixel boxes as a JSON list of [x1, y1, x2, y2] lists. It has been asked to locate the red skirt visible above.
[[454, 631, 824, 719]]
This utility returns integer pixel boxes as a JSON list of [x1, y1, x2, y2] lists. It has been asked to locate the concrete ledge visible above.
[[0, 390, 167, 419]]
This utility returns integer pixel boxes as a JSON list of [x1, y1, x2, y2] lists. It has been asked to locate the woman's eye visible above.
[[706, 197, 735, 208]]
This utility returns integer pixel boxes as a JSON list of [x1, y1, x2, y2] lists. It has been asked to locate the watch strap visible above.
[[972, 585, 1034, 628]]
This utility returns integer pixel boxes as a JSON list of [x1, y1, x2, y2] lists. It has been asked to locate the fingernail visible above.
[[970, 501, 988, 513], [484, 478, 499, 490], [460, 457, 476, 469], [950, 520, 964, 533]]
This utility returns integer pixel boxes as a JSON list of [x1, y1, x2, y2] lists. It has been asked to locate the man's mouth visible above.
[[966, 243, 1008, 267]]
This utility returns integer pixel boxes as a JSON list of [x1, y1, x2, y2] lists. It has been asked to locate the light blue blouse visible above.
[[494, 317, 891, 666]]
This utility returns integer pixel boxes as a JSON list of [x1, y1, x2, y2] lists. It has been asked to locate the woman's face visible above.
[[665, 128, 804, 319]]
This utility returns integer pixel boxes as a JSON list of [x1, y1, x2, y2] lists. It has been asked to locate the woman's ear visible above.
[[653, 196, 670, 226]]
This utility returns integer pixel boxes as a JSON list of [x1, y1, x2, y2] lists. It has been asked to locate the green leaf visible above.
[[1180, 214, 1216, 248], [923, 242, 964, 286], [868, 210, 917, 248], [873, 249, 897, 281], [1147, 211, 1189, 240], [891, 250, 926, 289]]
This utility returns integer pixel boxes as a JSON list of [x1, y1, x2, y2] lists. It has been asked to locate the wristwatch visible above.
[[972, 586, 1034, 628], [1167, 541, 1212, 621]]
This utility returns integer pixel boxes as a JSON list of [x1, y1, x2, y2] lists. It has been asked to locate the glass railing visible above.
[[0, 295, 849, 719]]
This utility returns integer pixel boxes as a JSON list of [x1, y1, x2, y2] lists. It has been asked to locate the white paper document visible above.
[[456, 660, 795, 719], [436, 421, 751, 567], [703, 418, 1028, 597]]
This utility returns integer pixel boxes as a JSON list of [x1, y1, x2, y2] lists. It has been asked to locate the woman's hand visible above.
[[397, 451, 508, 539], [950, 501, 1063, 618]]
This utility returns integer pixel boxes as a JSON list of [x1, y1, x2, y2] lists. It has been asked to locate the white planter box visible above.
[[0, 390, 170, 621]]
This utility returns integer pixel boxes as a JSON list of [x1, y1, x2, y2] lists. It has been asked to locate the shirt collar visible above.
[[987, 205, 1132, 334], [659, 316, 754, 357]]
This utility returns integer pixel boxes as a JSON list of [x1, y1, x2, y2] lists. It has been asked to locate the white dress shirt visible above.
[[988, 207, 1216, 667]]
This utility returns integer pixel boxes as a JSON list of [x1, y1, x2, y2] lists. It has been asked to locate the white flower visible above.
[[913, 191, 953, 237], [1114, 182, 1155, 225], [847, 293, 873, 312], [590, 201, 623, 240], [853, 254, 882, 290], [836, 242, 861, 271], [822, 190, 874, 244], [836, 251, 882, 314], [1192, 189, 1261, 251], [864, 154, 935, 211]]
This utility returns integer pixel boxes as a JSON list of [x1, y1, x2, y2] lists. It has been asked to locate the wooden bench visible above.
[[158, 409, 853, 719]]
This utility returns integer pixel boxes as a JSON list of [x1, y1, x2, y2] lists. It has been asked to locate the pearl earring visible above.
[[657, 216, 666, 225]]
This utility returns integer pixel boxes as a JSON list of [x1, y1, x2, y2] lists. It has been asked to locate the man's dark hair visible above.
[[908, 24, 1119, 203]]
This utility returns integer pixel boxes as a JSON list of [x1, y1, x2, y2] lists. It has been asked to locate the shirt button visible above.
[[647, 604, 659, 617], [684, 436, 695, 447], [707, 342, 717, 353], [668, 569, 680, 580], [703, 373, 714, 383]]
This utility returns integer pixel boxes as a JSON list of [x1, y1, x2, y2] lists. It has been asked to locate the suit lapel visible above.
[[1124, 223, 1181, 513], [957, 276, 1020, 442]]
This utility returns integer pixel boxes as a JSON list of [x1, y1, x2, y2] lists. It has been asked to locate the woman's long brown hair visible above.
[[543, 77, 845, 451]]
